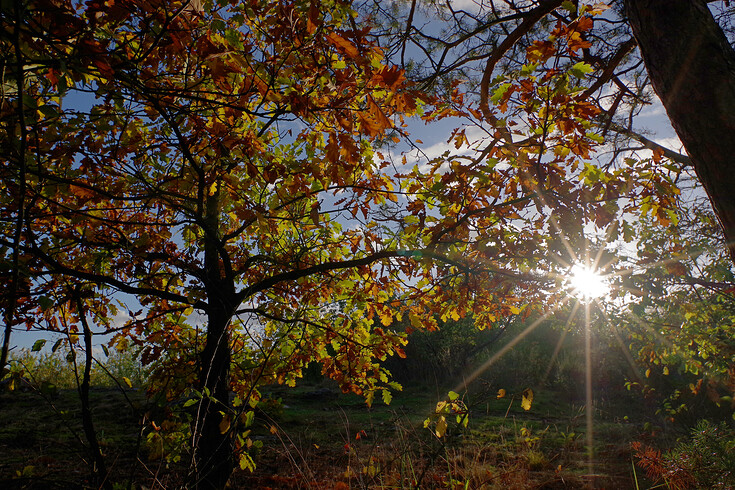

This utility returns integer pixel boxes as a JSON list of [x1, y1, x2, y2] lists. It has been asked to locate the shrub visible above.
[[634, 419, 735, 489]]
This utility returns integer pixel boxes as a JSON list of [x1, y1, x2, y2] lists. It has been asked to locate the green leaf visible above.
[[447, 390, 459, 401], [32, 339, 46, 352], [38, 296, 53, 311], [38, 104, 58, 119], [520, 62, 539, 76], [243, 410, 255, 428], [239, 452, 256, 472], [570, 62, 594, 78], [561, 0, 576, 13], [381, 389, 392, 405], [491, 83, 512, 104], [52, 338, 63, 353], [183, 398, 197, 407], [101, 345, 109, 357]]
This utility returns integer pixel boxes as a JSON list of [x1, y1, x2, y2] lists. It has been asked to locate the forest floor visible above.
[[0, 380, 672, 489]]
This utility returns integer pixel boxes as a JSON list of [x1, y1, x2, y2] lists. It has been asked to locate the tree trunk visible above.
[[77, 295, 111, 490], [193, 305, 233, 489], [625, 0, 735, 263], [191, 190, 235, 489]]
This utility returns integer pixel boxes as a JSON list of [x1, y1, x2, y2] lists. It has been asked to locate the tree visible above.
[[371, 0, 735, 260], [612, 200, 735, 421], [1, 0, 558, 486], [625, 0, 735, 262], [1, 0, 711, 487], [1, 0, 434, 485]]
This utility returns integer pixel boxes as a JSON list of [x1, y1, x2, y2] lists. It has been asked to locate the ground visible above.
[[0, 379, 666, 488]]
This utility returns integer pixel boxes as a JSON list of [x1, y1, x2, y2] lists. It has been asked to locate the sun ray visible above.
[[452, 307, 562, 394], [584, 302, 595, 478], [541, 302, 580, 384], [598, 309, 647, 385], [622, 307, 675, 351]]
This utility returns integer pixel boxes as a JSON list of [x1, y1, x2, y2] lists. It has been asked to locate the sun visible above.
[[567, 263, 611, 301]]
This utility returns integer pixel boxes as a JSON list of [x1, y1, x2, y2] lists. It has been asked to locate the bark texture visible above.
[[625, 0, 735, 262]]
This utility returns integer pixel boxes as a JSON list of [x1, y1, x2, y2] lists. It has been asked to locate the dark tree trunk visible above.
[[625, 0, 735, 262], [191, 191, 236, 489], [193, 305, 234, 489], [77, 296, 111, 490]]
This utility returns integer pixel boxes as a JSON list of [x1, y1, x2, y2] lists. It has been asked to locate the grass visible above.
[[0, 351, 680, 489], [231, 380, 662, 489]]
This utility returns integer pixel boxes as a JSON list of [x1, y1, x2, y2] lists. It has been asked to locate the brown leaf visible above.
[[327, 32, 359, 59]]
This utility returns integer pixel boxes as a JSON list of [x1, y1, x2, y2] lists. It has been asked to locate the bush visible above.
[[7, 345, 147, 390], [634, 419, 735, 489]]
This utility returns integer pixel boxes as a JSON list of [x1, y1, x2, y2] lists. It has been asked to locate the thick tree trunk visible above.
[[625, 0, 735, 262]]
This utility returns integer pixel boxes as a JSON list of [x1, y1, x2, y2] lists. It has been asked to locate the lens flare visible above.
[[567, 263, 610, 301]]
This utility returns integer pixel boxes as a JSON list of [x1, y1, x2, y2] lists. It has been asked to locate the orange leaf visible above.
[[306, 0, 319, 34], [328, 32, 359, 59]]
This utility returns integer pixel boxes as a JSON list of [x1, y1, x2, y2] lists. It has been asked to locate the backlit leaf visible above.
[[435, 416, 448, 438], [521, 388, 534, 411]]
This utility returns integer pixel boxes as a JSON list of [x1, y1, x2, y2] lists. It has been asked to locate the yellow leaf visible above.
[[382, 389, 393, 405], [239, 453, 255, 472], [379, 310, 393, 326], [663, 366, 669, 375], [497, 388, 506, 399], [365, 390, 375, 407], [645, 368, 651, 378], [122, 377, 132, 388], [435, 416, 448, 437], [521, 388, 534, 411]]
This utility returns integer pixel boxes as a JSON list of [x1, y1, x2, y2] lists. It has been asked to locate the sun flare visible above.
[[567, 263, 610, 301]]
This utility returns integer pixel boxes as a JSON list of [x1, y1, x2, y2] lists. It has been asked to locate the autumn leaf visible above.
[[521, 388, 534, 411], [306, 0, 320, 34], [435, 416, 448, 438], [327, 32, 359, 59], [219, 414, 231, 434]]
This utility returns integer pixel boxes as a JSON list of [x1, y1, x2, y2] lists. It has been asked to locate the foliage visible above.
[[423, 390, 469, 438], [383, 315, 512, 385], [613, 204, 735, 421], [3, 0, 727, 485], [633, 420, 735, 489], [2, 0, 439, 483], [7, 344, 146, 390]]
